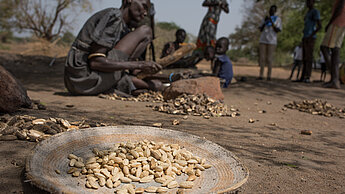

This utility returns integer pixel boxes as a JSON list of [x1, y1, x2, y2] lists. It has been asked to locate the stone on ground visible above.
[[163, 76, 224, 100], [0, 65, 31, 113]]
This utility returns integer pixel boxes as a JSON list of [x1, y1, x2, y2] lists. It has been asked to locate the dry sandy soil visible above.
[[0, 52, 345, 194]]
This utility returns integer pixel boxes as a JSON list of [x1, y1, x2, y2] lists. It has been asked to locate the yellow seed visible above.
[[167, 181, 179, 189], [123, 166, 130, 175], [179, 181, 194, 189], [105, 178, 113, 188], [128, 174, 140, 182], [68, 154, 78, 160], [195, 164, 205, 171], [202, 164, 212, 169], [85, 181, 92, 189], [195, 169, 202, 177], [135, 187, 145, 193], [140, 175, 154, 183], [120, 176, 132, 183], [72, 171, 80, 177], [155, 166, 163, 172], [123, 159, 130, 166], [99, 177, 106, 187], [67, 168, 76, 174], [89, 179, 99, 189], [187, 174, 197, 181], [157, 187, 169, 193], [111, 167, 119, 176], [136, 166, 142, 178], [112, 173, 121, 182], [130, 150, 140, 158], [155, 177, 166, 184], [69, 159, 76, 167], [100, 168, 112, 178], [145, 186, 158, 193], [113, 157, 123, 163], [113, 180, 121, 188]]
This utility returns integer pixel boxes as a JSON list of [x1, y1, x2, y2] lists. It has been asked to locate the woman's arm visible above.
[[202, 1, 221, 7], [221, 2, 229, 13], [326, 0, 345, 31], [88, 43, 161, 74]]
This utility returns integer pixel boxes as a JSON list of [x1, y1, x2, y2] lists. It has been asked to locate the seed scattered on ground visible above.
[[301, 130, 312, 135], [150, 94, 240, 119], [284, 99, 345, 118], [99, 91, 164, 103], [0, 115, 109, 142], [152, 123, 163, 128], [172, 120, 180, 125], [249, 119, 256, 123]]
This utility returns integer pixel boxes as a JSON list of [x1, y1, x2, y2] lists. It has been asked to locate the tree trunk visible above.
[[0, 65, 32, 113]]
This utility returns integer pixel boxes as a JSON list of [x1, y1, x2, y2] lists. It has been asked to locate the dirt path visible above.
[[1, 53, 345, 193]]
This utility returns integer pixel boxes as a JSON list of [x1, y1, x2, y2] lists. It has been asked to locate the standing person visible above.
[[289, 43, 303, 80], [191, 0, 229, 67], [299, 0, 322, 83], [64, 0, 163, 96], [320, 0, 345, 89], [257, 5, 282, 81]]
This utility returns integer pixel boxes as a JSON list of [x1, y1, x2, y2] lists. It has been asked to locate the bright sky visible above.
[[74, 0, 245, 38]]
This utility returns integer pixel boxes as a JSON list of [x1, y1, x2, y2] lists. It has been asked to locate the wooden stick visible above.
[[137, 43, 196, 79]]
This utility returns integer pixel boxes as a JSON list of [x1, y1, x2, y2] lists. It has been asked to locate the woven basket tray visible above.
[[26, 126, 249, 193]]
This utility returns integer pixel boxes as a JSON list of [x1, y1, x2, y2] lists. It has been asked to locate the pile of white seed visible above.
[[66, 140, 212, 193]]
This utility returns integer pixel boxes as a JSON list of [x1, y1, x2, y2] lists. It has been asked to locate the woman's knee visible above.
[[135, 25, 152, 40]]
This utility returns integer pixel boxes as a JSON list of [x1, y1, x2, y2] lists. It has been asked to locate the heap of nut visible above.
[[99, 91, 164, 103], [284, 99, 345, 118], [148, 94, 239, 119], [66, 140, 212, 193], [0, 115, 107, 142]]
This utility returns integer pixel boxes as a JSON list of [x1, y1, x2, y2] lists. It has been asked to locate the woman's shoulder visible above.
[[97, 8, 121, 17]]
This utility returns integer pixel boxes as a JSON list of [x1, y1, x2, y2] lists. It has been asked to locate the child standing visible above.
[[289, 43, 303, 80]]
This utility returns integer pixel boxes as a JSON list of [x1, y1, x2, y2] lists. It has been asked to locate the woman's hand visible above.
[[138, 61, 162, 74]]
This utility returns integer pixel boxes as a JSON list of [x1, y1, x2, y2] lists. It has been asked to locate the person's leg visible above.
[[267, 44, 276, 80], [114, 25, 152, 60], [300, 40, 307, 81], [131, 77, 163, 92], [305, 38, 315, 82], [321, 46, 332, 83], [259, 43, 266, 79], [289, 61, 297, 79], [328, 47, 341, 88], [296, 61, 302, 80]]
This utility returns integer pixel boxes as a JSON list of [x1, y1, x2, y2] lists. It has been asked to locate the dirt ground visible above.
[[0, 52, 345, 194]]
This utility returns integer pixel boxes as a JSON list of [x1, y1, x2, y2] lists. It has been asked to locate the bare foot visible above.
[[323, 82, 341, 89]]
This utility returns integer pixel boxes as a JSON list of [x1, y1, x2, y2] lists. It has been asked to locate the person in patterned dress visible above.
[[190, 0, 229, 67]]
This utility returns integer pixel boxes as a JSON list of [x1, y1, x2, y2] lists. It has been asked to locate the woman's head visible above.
[[122, 0, 150, 26]]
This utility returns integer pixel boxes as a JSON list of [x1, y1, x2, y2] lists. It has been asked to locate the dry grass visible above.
[[0, 38, 69, 58], [146, 26, 176, 60], [0, 27, 178, 60]]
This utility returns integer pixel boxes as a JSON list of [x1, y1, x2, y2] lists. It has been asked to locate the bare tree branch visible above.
[[9, 0, 91, 41]]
